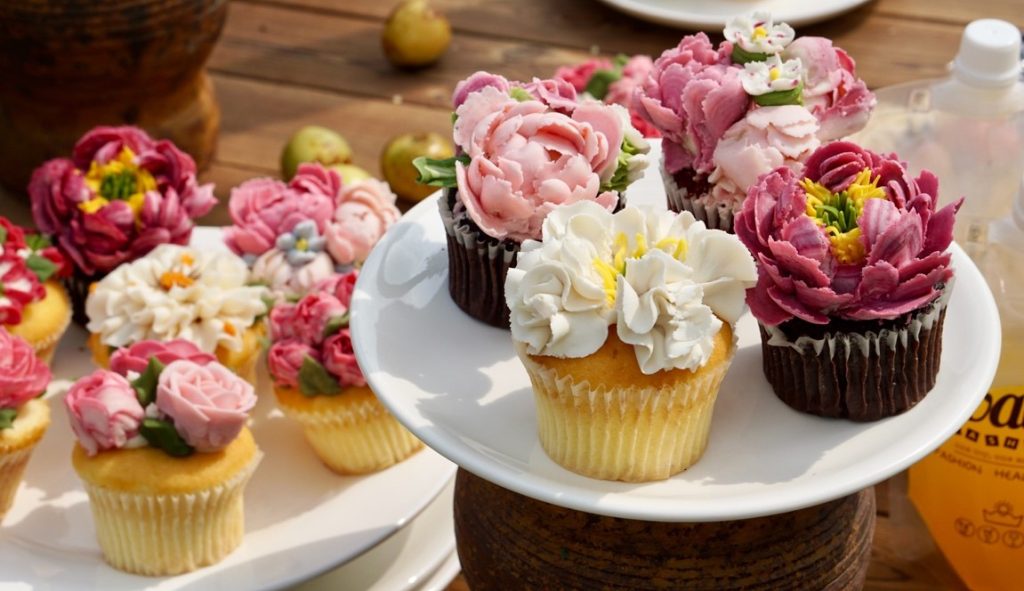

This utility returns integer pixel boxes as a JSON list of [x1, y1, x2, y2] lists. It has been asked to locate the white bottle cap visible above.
[[952, 19, 1022, 88]]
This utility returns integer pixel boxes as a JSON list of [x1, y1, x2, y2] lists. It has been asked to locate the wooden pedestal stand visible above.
[[454, 469, 875, 590]]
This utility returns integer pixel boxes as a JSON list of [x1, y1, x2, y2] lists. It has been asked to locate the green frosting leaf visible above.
[[753, 84, 804, 107], [25, 234, 51, 250], [600, 136, 644, 194], [0, 226, 7, 244], [413, 155, 469, 188], [0, 408, 17, 430], [25, 253, 58, 282], [298, 356, 342, 397], [132, 358, 166, 407], [509, 87, 533, 102], [322, 311, 350, 339], [140, 418, 194, 457], [613, 53, 630, 68], [584, 68, 623, 101], [451, 111, 458, 125], [731, 46, 770, 65]]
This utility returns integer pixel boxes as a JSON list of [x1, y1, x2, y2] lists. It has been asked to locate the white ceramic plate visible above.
[[295, 478, 456, 591], [592, 0, 873, 29], [351, 140, 1001, 523], [417, 551, 461, 591], [0, 228, 457, 590]]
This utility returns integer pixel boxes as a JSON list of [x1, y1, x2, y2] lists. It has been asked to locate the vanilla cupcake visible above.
[[0, 217, 71, 364], [506, 201, 756, 481], [267, 271, 422, 474], [85, 244, 269, 384], [0, 329, 51, 521], [65, 353, 260, 576]]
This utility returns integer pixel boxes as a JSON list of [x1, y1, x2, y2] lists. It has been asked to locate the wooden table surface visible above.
[[3, 0, 1018, 588]]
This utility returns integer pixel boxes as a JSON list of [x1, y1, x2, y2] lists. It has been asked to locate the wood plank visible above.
[[876, 0, 1024, 28]]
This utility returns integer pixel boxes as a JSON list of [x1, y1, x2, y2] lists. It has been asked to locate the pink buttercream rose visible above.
[[224, 178, 334, 258], [156, 360, 256, 452], [555, 58, 614, 92], [322, 329, 365, 388], [453, 89, 619, 241], [269, 302, 298, 341], [292, 292, 348, 345], [289, 163, 343, 200], [708, 106, 821, 210], [109, 339, 216, 376], [324, 179, 400, 266], [523, 77, 579, 113], [267, 339, 319, 387], [453, 71, 511, 109], [64, 370, 143, 456], [315, 270, 359, 308], [0, 330, 50, 410], [785, 37, 875, 141]]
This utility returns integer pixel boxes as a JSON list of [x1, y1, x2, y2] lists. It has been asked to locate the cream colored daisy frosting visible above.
[[86, 244, 269, 353]]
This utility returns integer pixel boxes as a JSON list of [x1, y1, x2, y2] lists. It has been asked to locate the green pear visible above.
[[381, 132, 454, 201], [280, 126, 352, 180], [382, 0, 452, 69], [328, 163, 373, 185]]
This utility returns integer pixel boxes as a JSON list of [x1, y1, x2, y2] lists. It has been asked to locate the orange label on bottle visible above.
[[910, 386, 1024, 590]]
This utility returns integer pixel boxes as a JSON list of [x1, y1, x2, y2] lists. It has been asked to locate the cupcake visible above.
[[415, 71, 651, 327], [735, 141, 962, 421], [634, 12, 875, 231], [554, 54, 662, 139], [224, 163, 400, 301], [0, 330, 51, 522], [0, 216, 71, 364], [267, 270, 423, 474], [65, 353, 260, 575], [29, 126, 215, 324], [85, 244, 270, 384], [505, 201, 757, 481]]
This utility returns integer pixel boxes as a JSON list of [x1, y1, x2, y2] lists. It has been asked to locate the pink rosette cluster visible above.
[[64, 370, 143, 455], [554, 55, 661, 138], [783, 38, 875, 142], [325, 179, 401, 266], [29, 126, 215, 276], [735, 142, 962, 326], [109, 339, 216, 376], [156, 360, 256, 452], [0, 329, 51, 411], [267, 270, 365, 392], [555, 58, 614, 92], [452, 86, 620, 242]]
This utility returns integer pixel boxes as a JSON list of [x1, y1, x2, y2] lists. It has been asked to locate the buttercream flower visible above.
[[292, 292, 348, 345], [29, 126, 214, 276], [251, 249, 335, 299], [452, 71, 512, 109], [324, 179, 401, 266], [724, 12, 795, 59], [0, 253, 44, 325], [735, 141, 961, 325], [276, 220, 327, 267], [707, 106, 820, 211], [315, 270, 359, 308], [289, 163, 344, 200], [267, 339, 318, 387], [603, 55, 661, 139], [555, 58, 614, 92], [269, 302, 298, 341], [156, 360, 256, 453], [224, 177, 334, 260], [784, 37, 875, 141], [634, 35, 747, 174], [109, 339, 216, 377], [523, 77, 579, 113], [0, 329, 51, 410], [64, 369, 144, 456], [322, 330, 365, 387], [740, 54, 803, 97], [0, 218, 27, 251]]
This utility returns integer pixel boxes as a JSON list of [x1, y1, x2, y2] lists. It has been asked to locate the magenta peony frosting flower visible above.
[[224, 176, 334, 259], [735, 141, 961, 326], [324, 179, 400, 266], [64, 369, 143, 455], [267, 339, 318, 387], [109, 339, 216, 376], [322, 330, 365, 388], [783, 38, 875, 142], [156, 360, 256, 453], [0, 329, 50, 410], [29, 126, 215, 276]]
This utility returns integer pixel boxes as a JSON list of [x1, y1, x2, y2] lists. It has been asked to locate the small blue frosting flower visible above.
[[275, 220, 326, 267]]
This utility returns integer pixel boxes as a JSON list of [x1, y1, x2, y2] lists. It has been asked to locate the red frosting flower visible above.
[[735, 141, 961, 325], [0, 329, 50, 411], [29, 126, 215, 276], [0, 252, 44, 325]]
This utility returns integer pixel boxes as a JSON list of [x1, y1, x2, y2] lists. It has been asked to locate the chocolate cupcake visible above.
[[635, 13, 875, 230], [735, 141, 962, 421], [417, 71, 650, 328]]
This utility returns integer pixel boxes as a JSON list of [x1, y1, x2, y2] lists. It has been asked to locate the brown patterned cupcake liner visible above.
[[661, 159, 735, 233]]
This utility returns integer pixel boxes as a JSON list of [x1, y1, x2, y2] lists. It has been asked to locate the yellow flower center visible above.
[[769, 67, 781, 81], [81, 147, 157, 219], [752, 26, 768, 40], [592, 232, 688, 305], [296, 238, 309, 251], [159, 271, 194, 290], [800, 168, 887, 265], [223, 321, 237, 336]]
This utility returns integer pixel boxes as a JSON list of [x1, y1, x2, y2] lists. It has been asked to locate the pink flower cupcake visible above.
[[267, 270, 422, 474], [555, 55, 662, 138], [735, 141, 962, 420], [225, 163, 400, 300], [416, 71, 651, 327], [634, 12, 875, 231], [0, 329, 51, 521], [66, 344, 261, 575], [29, 126, 215, 323]]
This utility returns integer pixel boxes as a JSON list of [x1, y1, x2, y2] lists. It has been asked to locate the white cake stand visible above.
[[351, 141, 1001, 523]]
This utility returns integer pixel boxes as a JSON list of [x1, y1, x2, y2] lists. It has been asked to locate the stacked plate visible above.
[[0, 230, 459, 591]]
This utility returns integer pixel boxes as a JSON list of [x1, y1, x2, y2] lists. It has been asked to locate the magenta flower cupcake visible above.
[[416, 71, 651, 327], [735, 141, 962, 420], [28, 126, 215, 323], [634, 12, 875, 231], [224, 163, 400, 300]]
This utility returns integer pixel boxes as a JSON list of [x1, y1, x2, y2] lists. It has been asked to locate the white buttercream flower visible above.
[[741, 55, 803, 96], [725, 12, 795, 55]]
